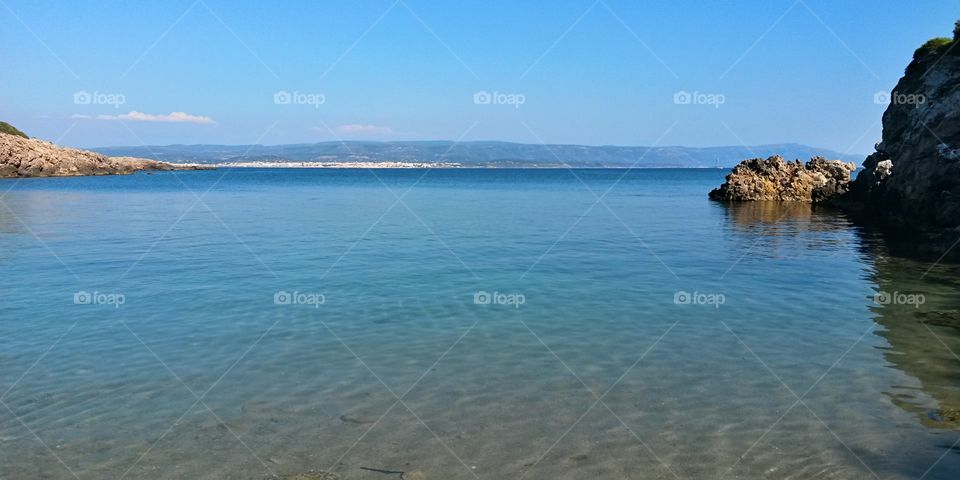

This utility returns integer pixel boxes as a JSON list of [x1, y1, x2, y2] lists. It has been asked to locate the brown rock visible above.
[[267, 471, 339, 480], [709, 155, 855, 203]]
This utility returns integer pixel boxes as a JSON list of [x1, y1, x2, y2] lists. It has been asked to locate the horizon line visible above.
[[86, 139, 868, 155]]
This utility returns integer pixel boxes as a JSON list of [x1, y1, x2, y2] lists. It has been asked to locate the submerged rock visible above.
[[708, 155, 855, 203], [0, 131, 210, 178], [267, 471, 339, 480], [339, 413, 377, 425], [842, 21, 960, 229]]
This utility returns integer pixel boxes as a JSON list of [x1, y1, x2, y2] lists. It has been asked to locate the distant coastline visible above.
[[212, 161, 463, 169], [94, 141, 863, 169], [208, 161, 736, 169]]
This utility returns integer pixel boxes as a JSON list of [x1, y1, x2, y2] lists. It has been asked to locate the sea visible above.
[[1, 168, 959, 479]]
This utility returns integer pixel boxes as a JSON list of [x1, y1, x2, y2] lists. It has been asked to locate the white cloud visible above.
[[331, 124, 393, 136], [70, 114, 91, 119], [90, 111, 215, 124]]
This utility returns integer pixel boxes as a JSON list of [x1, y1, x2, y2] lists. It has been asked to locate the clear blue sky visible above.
[[1, 0, 957, 153]]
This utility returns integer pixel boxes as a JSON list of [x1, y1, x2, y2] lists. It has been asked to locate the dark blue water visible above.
[[1, 169, 959, 479]]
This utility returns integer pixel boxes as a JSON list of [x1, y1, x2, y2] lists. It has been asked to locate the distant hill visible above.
[[93, 141, 863, 168]]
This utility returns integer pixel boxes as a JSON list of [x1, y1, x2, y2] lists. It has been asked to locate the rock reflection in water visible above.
[[720, 200, 960, 432], [860, 234, 960, 430], [718, 201, 854, 258], [0, 199, 21, 235]]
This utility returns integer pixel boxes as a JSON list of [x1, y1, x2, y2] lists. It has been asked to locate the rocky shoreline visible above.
[[711, 20, 960, 235], [0, 131, 211, 178]]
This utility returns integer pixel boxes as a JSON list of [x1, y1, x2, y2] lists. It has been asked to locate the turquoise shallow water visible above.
[[1, 168, 959, 479]]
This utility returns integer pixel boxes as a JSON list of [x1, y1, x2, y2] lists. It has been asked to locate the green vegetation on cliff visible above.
[[915, 37, 953, 59], [907, 21, 960, 75], [0, 121, 28, 139]]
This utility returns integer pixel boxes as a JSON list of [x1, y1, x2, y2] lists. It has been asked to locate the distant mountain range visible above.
[[93, 141, 864, 168]]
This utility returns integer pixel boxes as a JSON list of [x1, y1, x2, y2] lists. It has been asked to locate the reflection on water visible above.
[[720, 201, 855, 258], [0, 200, 23, 235], [724, 200, 818, 227], [723, 200, 960, 432], [857, 233, 960, 430]]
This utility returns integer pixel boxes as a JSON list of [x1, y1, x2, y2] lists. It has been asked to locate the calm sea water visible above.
[[1, 168, 959, 480]]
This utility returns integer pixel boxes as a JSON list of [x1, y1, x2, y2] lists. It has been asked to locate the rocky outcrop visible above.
[[708, 155, 855, 203], [842, 24, 960, 229], [0, 132, 210, 178]]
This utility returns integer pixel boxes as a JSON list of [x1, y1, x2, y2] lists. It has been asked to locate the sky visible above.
[[1, 0, 957, 154]]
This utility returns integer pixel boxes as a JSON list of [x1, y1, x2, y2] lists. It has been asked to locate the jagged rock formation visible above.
[[842, 23, 960, 229], [0, 131, 210, 178], [708, 155, 856, 203]]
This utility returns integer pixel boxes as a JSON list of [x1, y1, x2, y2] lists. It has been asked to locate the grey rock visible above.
[[843, 29, 960, 229]]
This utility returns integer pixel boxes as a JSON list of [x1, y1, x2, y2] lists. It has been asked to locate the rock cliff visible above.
[[843, 22, 960, 229]]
